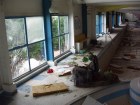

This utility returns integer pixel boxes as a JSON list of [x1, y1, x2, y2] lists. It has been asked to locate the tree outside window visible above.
[[51, 15, 69, 57]]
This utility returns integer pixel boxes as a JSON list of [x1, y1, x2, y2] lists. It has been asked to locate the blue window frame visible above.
[[51, 15, 70, 58], [5, 16, 47, 79]]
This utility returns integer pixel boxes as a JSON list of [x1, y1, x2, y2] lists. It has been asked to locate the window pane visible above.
[[9, 47, 29, 79], [53, 37, 60, 57], [29, 42, 46, 69], [5, 18, 26, 49], [96, 26, 99, 35], [52, 16, 59, 37], [60, 34, 69, 53], [96, 15, 99, 25], [26, 17, 45, 44], [60, 16, 68, 34], [96, 15, 100, 35]]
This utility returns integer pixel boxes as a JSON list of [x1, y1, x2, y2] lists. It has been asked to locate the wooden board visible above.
[[58, 70, 71, 77], [109, 64, 122, 69], [127, 66, 140, 70], [32, 82, 68, 97]]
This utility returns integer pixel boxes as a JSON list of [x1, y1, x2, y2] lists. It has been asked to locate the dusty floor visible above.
[[109, 28, 140, 82], [1, 25, 140, 105]]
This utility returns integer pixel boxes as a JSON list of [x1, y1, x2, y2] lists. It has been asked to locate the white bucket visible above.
[[75, 43, 80, 53]]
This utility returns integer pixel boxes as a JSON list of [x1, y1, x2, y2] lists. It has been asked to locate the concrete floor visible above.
[[1, 54, 106, 105], [110, 28, 140, 81], [1, 26, 140, 105]]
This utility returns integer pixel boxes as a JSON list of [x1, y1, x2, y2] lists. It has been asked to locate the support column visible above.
[[0, 1, 16, 94], [116, 12, 119, 27], [82, 4, 87, 36], [112, 11, 114, 28], [68, 0, 75, 53], [109, 12, 112, 32], [42, 0, 54, 62], [87, 5, 96, 40]]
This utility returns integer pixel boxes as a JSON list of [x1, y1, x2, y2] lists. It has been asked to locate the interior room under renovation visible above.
[[0, 0, 140, 105]]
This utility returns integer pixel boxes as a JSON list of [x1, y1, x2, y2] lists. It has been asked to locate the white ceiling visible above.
[[75, 0, 140, 4], [74, 0, 140, 19]]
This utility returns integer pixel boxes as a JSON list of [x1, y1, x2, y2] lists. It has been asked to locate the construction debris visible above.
[[58, 70, 71, 77], [122, 56, 131, 61], [124, 53, 136, 59], [127, 66, 140, 70], [109, 69, 124, 74], [109, 64, 122, 69]]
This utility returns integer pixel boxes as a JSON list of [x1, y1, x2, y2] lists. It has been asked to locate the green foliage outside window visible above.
[[52, 16, 69, 54]]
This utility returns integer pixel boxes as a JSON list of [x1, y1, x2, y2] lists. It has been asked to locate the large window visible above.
[[96, 15, 100, 36], [5, 17, 46, 79], [96, 14, 104, 37], [51, 15, 70, 58], [118, 13, 121, 26]]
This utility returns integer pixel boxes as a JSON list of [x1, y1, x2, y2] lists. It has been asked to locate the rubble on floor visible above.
[[107, 28, 140, 81]]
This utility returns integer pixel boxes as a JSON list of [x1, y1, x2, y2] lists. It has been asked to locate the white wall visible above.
[[50, 0, 68, 14], [73, 3, 82, 35], [76, 0, 140, 4], [4, 0, 42, 16]]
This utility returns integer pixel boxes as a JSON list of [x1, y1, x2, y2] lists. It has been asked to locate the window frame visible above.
[[5, 16, 47, 80], [51, 14, 70, 59], [96, 13, 104, 38]]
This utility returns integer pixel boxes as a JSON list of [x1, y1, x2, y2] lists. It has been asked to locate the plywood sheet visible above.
[[32, 82, 68, 97]]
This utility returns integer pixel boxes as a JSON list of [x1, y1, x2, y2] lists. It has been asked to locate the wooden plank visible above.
[[124, 53, 136, 59], [122, 56, 131, 61], [127, 66, 140, 70], [109, 64, 122, 69], [32, 82, 68, 97], [58, 70, 71, 77]]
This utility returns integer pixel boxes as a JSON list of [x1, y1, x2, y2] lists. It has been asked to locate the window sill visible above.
[[14, 63, 49, 86]]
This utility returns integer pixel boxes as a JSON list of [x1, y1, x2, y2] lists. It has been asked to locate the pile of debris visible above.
[[72, 52, 120, 87]]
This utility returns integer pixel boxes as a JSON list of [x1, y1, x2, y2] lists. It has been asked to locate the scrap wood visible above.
[[122, 56, 131, 61], [112, 57, 122, 60], [109, 64, 122, 69], [109, 68, 124, 74], [127, 66, 140, 70], [58, 70, 71, 77], [124, 53, 136, 59], [32, 82, 68, 97]]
